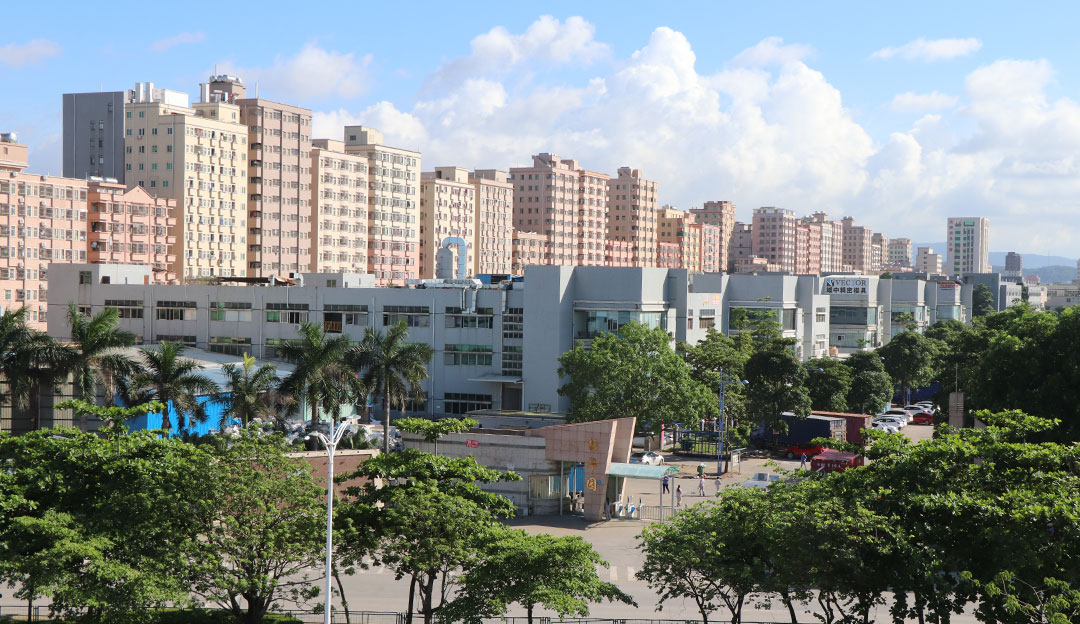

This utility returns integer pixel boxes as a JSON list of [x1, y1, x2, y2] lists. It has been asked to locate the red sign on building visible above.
[[465, 439, 479, 449]]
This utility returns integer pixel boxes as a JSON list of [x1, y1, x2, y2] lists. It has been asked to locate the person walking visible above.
[[715, 474, 722, 497], [675, 484, 683, 508], [800, 453, 808, 470], [662, 473, 670, 494], [697, 474, 706, 496]]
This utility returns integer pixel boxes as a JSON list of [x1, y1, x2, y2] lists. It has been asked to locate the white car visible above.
[[741, 472, 781, 489], [872, 422, 899, 434], [874, 416, 906, 429], [883, 409, 914, 423], [630, 451, 665, 466]]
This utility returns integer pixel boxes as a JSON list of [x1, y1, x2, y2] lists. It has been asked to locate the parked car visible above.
[[872, 422, 899, 434], [903, 405, 933, 416], [911, 413, 934, 425], [916, 401, 935, 409], [629, 451, 665, 466], [782, 442, 825, 460], [742, 472, 781, 489], [883, 409, 913, 423], [874, 416, 906, 429]]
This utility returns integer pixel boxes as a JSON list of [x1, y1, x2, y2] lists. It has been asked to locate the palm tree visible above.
[[277, 322, 363, 432], [348, 321, 433, 453], [218, 353, 279, 428], [130, 341, 219, 432], [0, 308, 70, 430], [62, 303, 139, 407]]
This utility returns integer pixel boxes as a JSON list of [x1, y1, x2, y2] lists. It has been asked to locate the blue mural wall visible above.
[[126, 393, 239, 437]]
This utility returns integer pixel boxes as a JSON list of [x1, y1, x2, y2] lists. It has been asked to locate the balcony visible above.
[[323, 320, 342, 334]]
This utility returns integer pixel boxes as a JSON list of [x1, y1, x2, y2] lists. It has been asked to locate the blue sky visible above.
[[2, 1, 1079, 258]]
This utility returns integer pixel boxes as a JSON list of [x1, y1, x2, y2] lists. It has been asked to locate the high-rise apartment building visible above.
[[1004, 251, 1022, 278], [752, 207, 797, 273], [841, 217, 874, 274], [888, 238, 913, 267], [510, 153, 609, 267], [729, 222, 753, 272], [122, 81, 248, 279], [420, 167, 475, 278], [700, 223, 722, 273], [470, 170, 513, 276], [204, 76, 314, 277], [87, 181, 176, 282], [62, 91, 128, 182], [803, 212, 843, 273], [690, 200, 736, 273], [342, 126, 421, 285], [310, 139, 369, 275], [657, 207, 703, 272], [916, 247, 943, 274], [512, 230, 549, 273], [946, 217, 990, 274], [606, 167, 657, 267], [795, 221, 821, 275], [871, 233, 888, 273], [0, 135, 88, 328]]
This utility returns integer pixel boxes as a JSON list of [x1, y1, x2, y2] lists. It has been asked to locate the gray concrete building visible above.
[[62, 91, 128, 181]]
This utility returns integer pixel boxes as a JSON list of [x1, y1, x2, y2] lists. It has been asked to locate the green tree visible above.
[[347, 321, 433, 453], [190, 430, 325, 624], [878, 330, 938, 404], [278, 322, 362, 433], [0, 308, 63, 430], [744, 348, 810, 426], [680, 329, 749, 430], [843, 351, 893, 414], [0, 428, 217, 622], [395, 416, 476, 455], [446, 530, 634, 624], [129, 341, 220, 432], [61, 302, 139, 406], [558, 322, 717, 432], [219, 353, 280, 428], [805, 357, 852, 412], [973, 283, 996, 317]]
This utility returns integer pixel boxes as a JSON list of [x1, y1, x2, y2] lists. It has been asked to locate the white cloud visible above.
[[312, 22, 1080, 255], [731, 36, 813, 67], [217, 43, 372, 102], [423, 15, 610, 92], [0, 39, 61, 68], [152, 32, 206, 52], [871, 37, 982, 62], [890, 91, 959, 112]]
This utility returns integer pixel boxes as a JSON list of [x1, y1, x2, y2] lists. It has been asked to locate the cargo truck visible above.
[[751, 412, 847, 454]]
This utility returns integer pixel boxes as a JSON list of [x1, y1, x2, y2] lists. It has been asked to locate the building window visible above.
[[104, 299, 144, 319], [210, 337, 252, 356], [155, 334, 196, 347], [445, 306, 494, 328], [502, 345, 523, 375], [443, 392, 492, 415], [78, 271, 92, 285], [444, 344, 492, 366], [383, 305, 430, 327]]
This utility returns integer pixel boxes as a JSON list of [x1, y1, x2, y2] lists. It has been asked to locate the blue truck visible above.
[[751, 412, 847, 455]]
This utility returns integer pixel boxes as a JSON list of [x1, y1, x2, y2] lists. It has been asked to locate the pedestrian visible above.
[[662, 473, 670, 493], [698, 474, 706, 496], [715, 474, 722, 496], [675, 484, 683, 508], [800, 453, 808, 470]]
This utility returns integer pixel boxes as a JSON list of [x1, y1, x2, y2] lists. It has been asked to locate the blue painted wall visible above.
[[126, 393, 239, 437]]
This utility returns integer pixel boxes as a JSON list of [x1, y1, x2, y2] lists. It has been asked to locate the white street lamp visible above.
[[305, 421, 359, 624]]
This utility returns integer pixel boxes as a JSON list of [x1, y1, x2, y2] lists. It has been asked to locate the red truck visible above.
[[811, 449, 864, 473]]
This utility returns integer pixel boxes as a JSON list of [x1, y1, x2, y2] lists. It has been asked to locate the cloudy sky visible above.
[[2, 1, 1079, 257]]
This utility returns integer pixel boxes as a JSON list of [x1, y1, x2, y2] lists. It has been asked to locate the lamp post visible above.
[[306, 421, 358, 624]]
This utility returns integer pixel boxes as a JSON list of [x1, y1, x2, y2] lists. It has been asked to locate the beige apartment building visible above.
[[888, 237, 913, 267], [606, 167, 657, 267], [753, 207, 798, 273], [512, 230, 549, 273], [123, 81, 248, 279], [88, 181, 176, 283], [0, 136, 89, 328], [420, 167, 475, 278], [690, 200, 736, 273], [657, 207, 702, 272], [204, 76, 314, 277], [871, 233, 888, 274], [729, 222, 753, 272], [700, 222, 722, 273], [841, 217, 874, 274], [916, 246, 943, 274], [510, 153, 609, 267], [470, 170, 513, 275], [310, 139, 369, 275], [342, 126, 420, 285]]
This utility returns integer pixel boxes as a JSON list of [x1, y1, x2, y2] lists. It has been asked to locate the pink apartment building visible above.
[[690, 200, 736, 273], [699, 222, 722, 273], [512, 230, 549, 273], [657, 207, 703, 272], [420, 167, 475, 278], [656, 242, 680, 269], [510, 154, 609, 267], [752, 207, 797, 273], [794, 221, 821, 275], [871, 233, 888, 274], [87, 181, 176, 282], [0, 136, 88, 328], [841, 217, 874, 274], [606, 167, 657, 266], [802, 212, 844, 273], [604, 239, 633, 267]]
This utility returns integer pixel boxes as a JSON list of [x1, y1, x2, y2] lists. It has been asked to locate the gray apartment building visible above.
[[62, 91, 128, 181]]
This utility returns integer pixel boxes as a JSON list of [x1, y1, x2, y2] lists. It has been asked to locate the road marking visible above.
[[609, 566, 618, 581], [627, 566, 636, 580]]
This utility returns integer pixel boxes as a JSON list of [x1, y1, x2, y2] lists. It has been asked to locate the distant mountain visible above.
[[914, 243, 1076, 270]]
